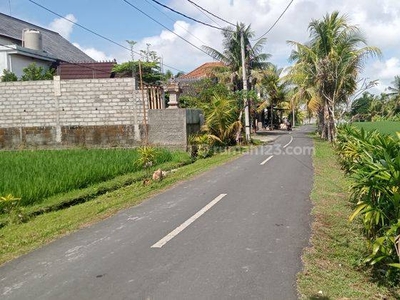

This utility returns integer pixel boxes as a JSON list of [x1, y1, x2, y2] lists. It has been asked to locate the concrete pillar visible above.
[[53, 76, 62, 143], [165, 82, 181, 109]]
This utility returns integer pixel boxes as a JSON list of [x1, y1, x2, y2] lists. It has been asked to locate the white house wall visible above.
[[10, 54, 52, 78], [0, 51, 8, 75]]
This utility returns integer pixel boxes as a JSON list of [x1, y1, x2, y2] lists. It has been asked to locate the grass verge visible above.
[[0, 150, 241, 266], [297, 137, 400, 299]]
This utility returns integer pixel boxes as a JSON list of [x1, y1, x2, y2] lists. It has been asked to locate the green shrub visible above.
[[0, 194, 28, 224], [20, 63, 55, 81], [336, 125, 400, 278], [1, 69, 18, 82]]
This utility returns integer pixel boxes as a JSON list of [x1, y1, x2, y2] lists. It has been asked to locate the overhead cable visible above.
[[253, 0, 295, 40], [27, 0, 183, 72], [141, 0, 208, 45], [186, 0, 236, 27], [149, 0, 230, 31], [122, 0, 214, 58]]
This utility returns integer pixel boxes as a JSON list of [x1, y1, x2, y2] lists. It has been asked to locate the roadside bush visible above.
[[335, 125, 400, 280], [188, 134, 215, 159], [0, 194, 28, 224]]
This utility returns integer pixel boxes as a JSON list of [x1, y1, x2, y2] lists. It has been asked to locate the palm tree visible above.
[[201, 94, 241, 145], [202, 23, 271, 91], [288, 11, 381, 141], [256, 65, 291, 128], [386, 75, 400, 116]]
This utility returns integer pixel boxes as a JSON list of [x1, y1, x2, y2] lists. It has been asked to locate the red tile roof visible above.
[[179, 62, 225, 79]]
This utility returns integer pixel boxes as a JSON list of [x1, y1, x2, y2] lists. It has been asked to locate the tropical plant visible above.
[[255, 64, 291, 128], [135, 146, 156, 170], [335, 125, 400, 277], [201, 93, 241, 146], [179, 78, 231, 109], [1, 69, 18, 82], [112, 61, 163, 84], [202, 23, 271, 91], [0, 194, 27, 224], [188, 134, 215, 159], [288, 11, 381, 141], [20, 63, 55, 81], [386, 75, 400, 116]]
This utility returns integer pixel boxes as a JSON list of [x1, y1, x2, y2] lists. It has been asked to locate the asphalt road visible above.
[[0, 126, 314, 300]]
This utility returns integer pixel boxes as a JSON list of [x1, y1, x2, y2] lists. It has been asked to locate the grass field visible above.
[[0, 148, 188, 206], [352, 121, 400, 136]]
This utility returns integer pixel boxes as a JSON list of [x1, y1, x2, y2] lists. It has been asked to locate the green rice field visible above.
[[0, 148, 187, 206], [352, 121, 400, 136]]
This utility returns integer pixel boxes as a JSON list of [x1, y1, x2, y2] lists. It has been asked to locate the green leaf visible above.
[[349, 203, 368, 221]]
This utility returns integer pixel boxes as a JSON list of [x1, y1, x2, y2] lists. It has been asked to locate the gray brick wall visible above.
[[0, 77, 200, 149], [0, 77, 147, 148], [148, 109, 203, 149], [0, 78, 147, 128]]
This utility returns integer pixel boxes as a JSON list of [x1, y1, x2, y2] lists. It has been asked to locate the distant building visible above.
[[177, 62, 225, 83]]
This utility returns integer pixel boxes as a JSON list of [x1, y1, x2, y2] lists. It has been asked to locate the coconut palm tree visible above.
[[255, 65, 291, 128], [386, 75, 400, 116], [288, 11, 381, 141], [202, 23, 271, 91]]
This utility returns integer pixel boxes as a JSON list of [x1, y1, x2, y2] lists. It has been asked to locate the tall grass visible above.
[[0, 148, 177, 206]]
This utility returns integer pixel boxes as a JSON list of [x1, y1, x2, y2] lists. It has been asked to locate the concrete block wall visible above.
[[0, 77, 147, 149], [148, 109, 203, 149], [0, 80, 55, 128]]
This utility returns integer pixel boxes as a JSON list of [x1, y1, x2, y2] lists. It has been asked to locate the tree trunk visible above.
[[321, 102, 330, 140], [235, 110, 243, 144], [317, 108, 324, 134]]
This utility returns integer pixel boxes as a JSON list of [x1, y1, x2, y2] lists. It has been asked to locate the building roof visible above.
[[0, 12, 95, 63], [58, 61, 116, 79], [179, 62, 225, 80]]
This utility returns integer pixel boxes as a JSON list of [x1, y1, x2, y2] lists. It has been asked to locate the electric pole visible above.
[[241, 29, 251, 143]]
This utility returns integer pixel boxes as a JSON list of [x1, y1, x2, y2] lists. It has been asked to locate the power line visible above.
[[186, 0, 236, 27], [148, 0, 229, 32], [253, 0, 295, 40], [141, 0, 208, 46], [28, 0, 130, 52], [188, 1, 222, 27], [27, 0, 183, 73], [122, 0, 214, 58]]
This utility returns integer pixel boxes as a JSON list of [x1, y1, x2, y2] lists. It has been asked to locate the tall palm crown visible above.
[[202, 23, 271, 87], [287, 11, 381, 140]]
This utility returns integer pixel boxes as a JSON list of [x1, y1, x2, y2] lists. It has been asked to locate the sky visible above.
[[1, 0, 400, 94]]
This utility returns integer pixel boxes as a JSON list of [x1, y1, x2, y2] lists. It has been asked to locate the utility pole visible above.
[[126, 40, 137, 78], [138, 60, 148, 145], [240, 29, 251, 142], [292, 102, 295, 128]]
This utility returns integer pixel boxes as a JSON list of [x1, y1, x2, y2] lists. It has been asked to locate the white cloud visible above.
[[73, 43, 115, 62], [45, 0, 400, 91], [48, 14, 76, 40], [46, 15, 115, 62]]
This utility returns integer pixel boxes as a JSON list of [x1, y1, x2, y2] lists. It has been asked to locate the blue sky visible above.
[[2, 0, 400, 93]]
